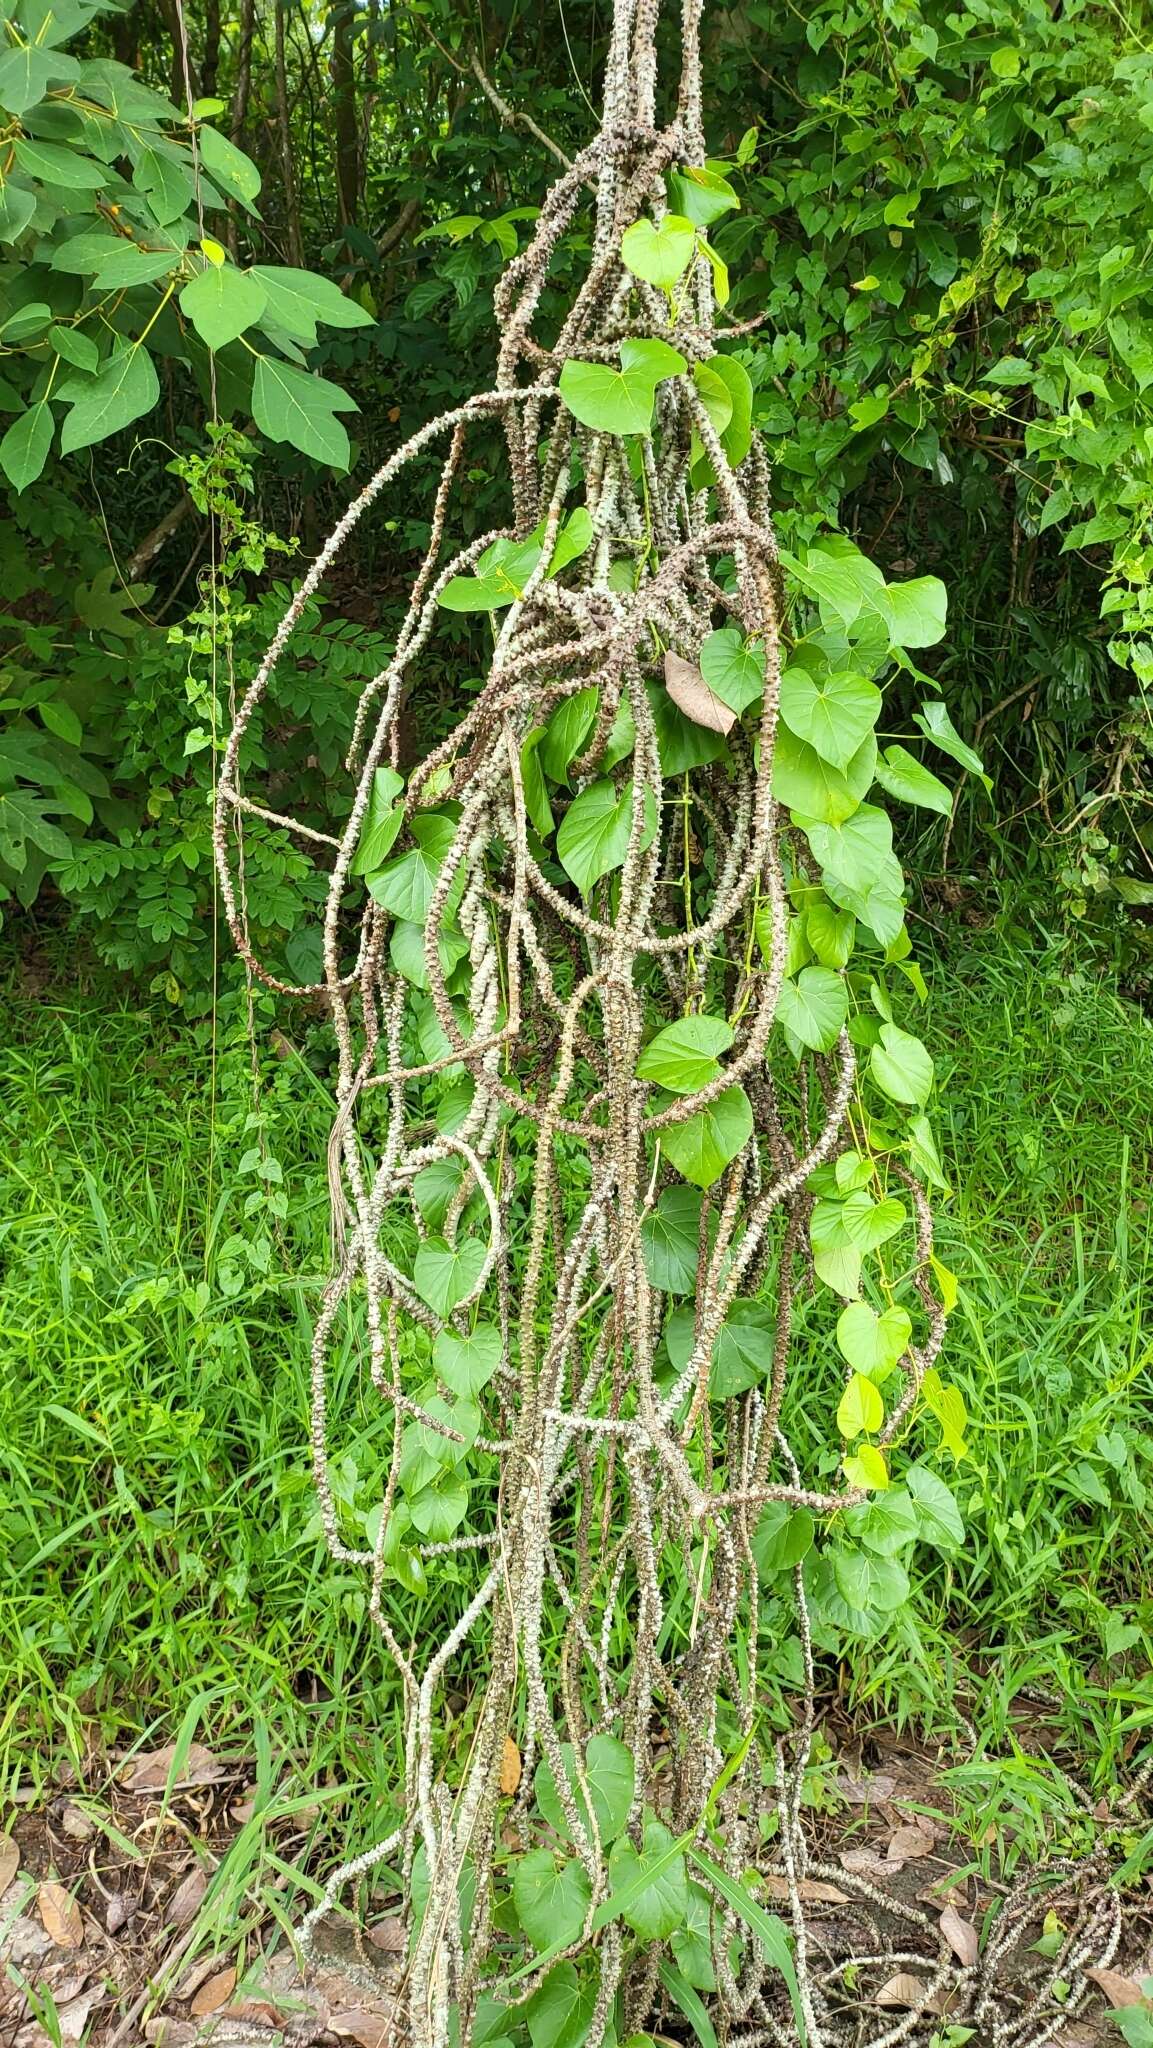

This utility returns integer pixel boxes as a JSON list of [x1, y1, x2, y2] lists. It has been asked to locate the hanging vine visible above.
[[214, 1, 1128, 2041]]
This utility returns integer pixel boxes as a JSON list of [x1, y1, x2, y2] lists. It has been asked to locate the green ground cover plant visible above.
[[2, 908, 1149, 1950]]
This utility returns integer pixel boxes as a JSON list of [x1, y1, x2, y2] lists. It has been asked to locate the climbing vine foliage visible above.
[[215, 1, 1119, 2043]]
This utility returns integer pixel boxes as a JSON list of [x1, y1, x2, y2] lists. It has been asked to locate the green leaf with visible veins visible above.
[[180, 263, 267, 350], [133, 146, 194, 225], [91, 245, 179, 289], [0, 184, 36, 242], [775, 966, 848, 1053], [514, 1852, 592, 1952], [195, 123, 262, 207], [251, 264, 374, 341], [660, 1085, 753, 1188], [12, 135, 106, 187], [559, 337, 686, 436], [637, 1015, 734, 1093], [60, 346, 158, 454], [535, 1734, 636, 1846], [608, 1821, 689, 1941], [773, 724, 876, 825], [251, 355, 356, 468], [874, 743, 953, 815], [780, 661, 881, 770], [0, 44, 57, 114], [621, 214, 696, 289], [411, 1235, 487, 1317], [557, 778, 656, 893], [0, 403, 53, 492]]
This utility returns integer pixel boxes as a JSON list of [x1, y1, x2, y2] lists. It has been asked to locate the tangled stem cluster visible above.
[[215, 1, 1129, 2040]]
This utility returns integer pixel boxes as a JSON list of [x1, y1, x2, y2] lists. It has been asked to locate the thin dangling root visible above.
[[214, 1, 1140, 2040]]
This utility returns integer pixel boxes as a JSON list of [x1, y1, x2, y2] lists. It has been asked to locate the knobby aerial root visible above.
[[214, 0, 1137, 2040]]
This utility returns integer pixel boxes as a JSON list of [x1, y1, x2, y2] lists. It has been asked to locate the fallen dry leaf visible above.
[[368, 1918, 405, 1955], [142, 2022, 198, 2047], [835, 1772, 897, 1804], [54, 1989, 99, 2043], [189, 1965, 237, 2017], [500, 1735, 522, 1797], [888, 1822, 935, 1862], [220, 1999, 281, 2026], [58, 1805, 96, 1844], [229, 1790, 257, 1826], [105, 1891, 137, 1935], [38, 1882, 84, 1949], [122, 1742, 228, 1794], [165, 1866, 208, 1929], [663, 651, 736, 735], [876, 1972, 929, 2010], [1086, 1967, 1149, 2008], [839, 1847, 896, 1880], [330, 2009, 393, 2048], [762, 1875, 848, 1904], [175, 1953, 226, 2002], [939, 1901, 979, 1968], [0, 1836, 19, 1892]]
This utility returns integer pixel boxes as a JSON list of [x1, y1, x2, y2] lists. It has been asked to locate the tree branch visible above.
[[469, 51, 573, 170]]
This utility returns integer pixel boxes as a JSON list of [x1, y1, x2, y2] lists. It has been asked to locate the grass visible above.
[[2, 907, 1151, 1887]]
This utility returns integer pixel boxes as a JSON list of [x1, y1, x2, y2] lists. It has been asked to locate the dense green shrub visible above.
[[3, 0, 1153, 984]]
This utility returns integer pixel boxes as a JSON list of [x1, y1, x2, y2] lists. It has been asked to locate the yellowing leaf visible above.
[[843, 1444, 889, 1490], [837, 1371, 883, 1439], [920, 1368, 968, 1460], [929, 1253, 958, 1314], [200, 236, 226, 266]]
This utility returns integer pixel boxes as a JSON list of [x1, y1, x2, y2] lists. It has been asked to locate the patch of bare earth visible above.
[[2, 1721, 1150, 2046]]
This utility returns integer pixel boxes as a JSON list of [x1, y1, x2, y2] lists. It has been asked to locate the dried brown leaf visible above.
[[142, 2021, 198, 2047], [229, 1790, 257, 1826], [0, 1837, 19, 1893], [57, 1805, 95, 1844], [368, 1918, 405, 1955], [104, 1891, 137, 1935], [1086, 1967, 1149, 2008], [175, 1954, 225, 2003], [165, 1867, 208, 1929], [189, 1965, 237, 2017], [875, 1973, 929, 2010], [37, 1882, 84, 1950], [663, 651, 736, 735], [939, 1901, 979, 1968], [887, 1823, 935, 1862], [835, 1772, 897, 1804], [55, 1990, 98, 2042], [839, 1847, 896, 1880], [499, 1736, 522, 1797], [762, 1875, 849, 1904], [330, 2008, 393, 2048], [122, 1742, 228, 1794]]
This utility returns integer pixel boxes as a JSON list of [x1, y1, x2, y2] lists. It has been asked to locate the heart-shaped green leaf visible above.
[[557, 778, 656, 893], [836, 1301, 912, 1381], [620, 214, 696, 289], [412, 1235, 487, 1317], [559, 337, 686, 436], [660, 1084, 753, 1188], [637, 1014, 733, 1093]]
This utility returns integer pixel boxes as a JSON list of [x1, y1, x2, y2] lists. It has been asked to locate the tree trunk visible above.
[[331, 0, 359, 239], [274, 0, 305, 265], [202, 0, 221, 100], [231, 0, 256, 142]]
